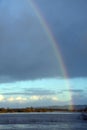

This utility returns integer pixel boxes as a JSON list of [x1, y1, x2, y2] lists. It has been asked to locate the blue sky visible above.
[[0, 0, 87, 107], [0, 77, 87, 107]]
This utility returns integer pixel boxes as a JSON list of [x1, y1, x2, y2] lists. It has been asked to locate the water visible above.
[[0, 112, 87, 130]]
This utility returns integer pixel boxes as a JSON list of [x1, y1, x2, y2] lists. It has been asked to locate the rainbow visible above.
[[27, 0, 73, 110]]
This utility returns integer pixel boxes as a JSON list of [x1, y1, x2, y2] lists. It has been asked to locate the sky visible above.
[[0, 0, 87, 108]]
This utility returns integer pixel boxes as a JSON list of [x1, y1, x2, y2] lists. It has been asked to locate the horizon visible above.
[[0, 104, 87, 109]]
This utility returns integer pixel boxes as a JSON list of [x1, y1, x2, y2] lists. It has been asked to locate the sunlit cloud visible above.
[[7, 96, 27, 103], [8, 97, 14, 102], [0, 95, 61, 103], [29, 96, 41, 101], [51, 96, 58, 101], [29, 95, 59, 102], [0, 95, 4, 101], [16, 97, 27, 102]]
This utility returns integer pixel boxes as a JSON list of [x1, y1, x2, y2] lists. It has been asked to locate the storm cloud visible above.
[[0, 0, 87, 83], [36, 0, 87, 77]]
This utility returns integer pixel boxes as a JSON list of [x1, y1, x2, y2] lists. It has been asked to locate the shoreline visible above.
[[0, 111, 81, 114]]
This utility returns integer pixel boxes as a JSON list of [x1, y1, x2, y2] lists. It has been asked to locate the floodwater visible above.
[[0, 112, 87, 130]]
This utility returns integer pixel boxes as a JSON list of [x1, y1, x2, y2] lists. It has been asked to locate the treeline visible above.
[[0, 107, 86, 113]]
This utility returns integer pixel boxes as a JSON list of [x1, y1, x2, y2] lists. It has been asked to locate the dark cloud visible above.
[[1, 91, 55, 96], [24, 88, 56, 95], [36, 0, 87, 77], [1, 89, 84, 96], [62, 89, 84, 93], [0, 0, 87, 82], [2, 87, 75, 96], [72, 94, 87, 105], [0, 0, 61, 82]]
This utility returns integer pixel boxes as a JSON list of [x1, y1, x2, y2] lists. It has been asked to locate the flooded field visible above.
[[0, 112, 87, 130]]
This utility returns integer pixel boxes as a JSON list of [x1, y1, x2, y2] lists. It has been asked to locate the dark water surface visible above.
[[0, 112, 87, 130]]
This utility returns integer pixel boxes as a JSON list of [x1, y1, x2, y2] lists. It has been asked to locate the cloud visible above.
[[7, 97, 14, 102], [72, 94, 87, 105], [4, 96, 27, 103], [0, 93, 86, 107], [24, 88, 56, 95], [36, 0, 87, 77], [16, 97, 27, 102], [51, 96, 58, 101], [0, 86, 85, 99], [0, 89, 56, 96], [0, 95, 4, 101], [0, 94, 59, 102], [0, 0, 61, 83], [29, 95, 59, 102], [0, 95, 59, 105], [0, 0, 87, 83], [62, 89, 84, 93], [0, 95, 27, 103], [29, 95, 41, 101]]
